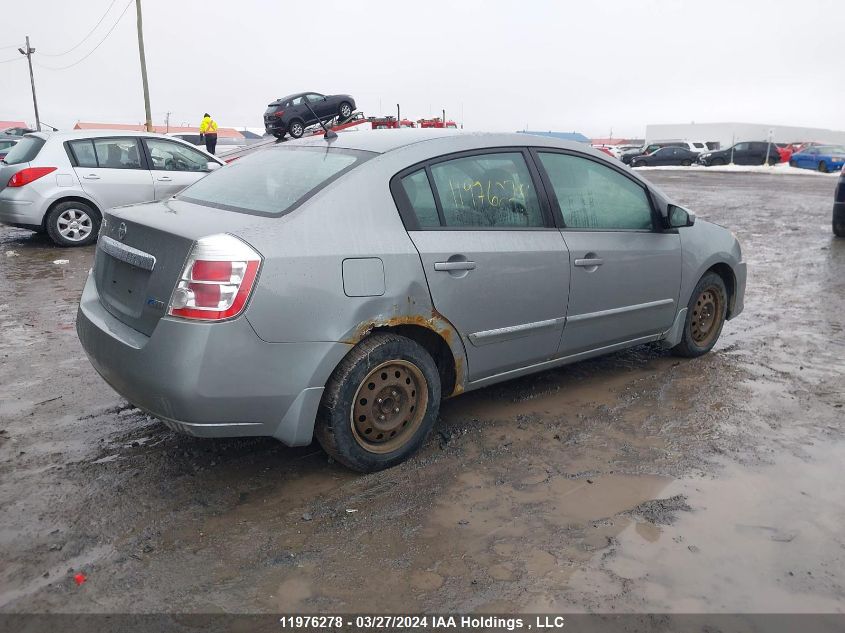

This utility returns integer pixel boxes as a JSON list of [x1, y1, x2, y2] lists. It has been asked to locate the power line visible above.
[[34, 0, 133, 71], [39, 0, 119, 57], [0, 57, 24, 64]]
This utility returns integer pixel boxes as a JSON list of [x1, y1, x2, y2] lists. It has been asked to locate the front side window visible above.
[[734, 143, 750, 151], [305, 93, 324, 103], [92, 138, 143, 169], [428, 152, 544, 228], [538, 152, 653, 230], [178, 146, 370, 216], [144, 139, 209, 172]]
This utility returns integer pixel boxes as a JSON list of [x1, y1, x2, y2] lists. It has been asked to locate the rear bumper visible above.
[[0, 189, 48, 226], [76, 272, 351, 445]]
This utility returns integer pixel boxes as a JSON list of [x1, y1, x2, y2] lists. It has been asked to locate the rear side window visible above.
[[400, 170, 439, 228], [92, 138, 142, 169], [68, 140, 98, 168], [2, 136, 45, 165], [178, 146, 371, 216], [428, 152, 544, 228], [538, 152, 653, 230]]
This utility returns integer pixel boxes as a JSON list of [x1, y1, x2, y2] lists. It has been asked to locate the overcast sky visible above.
[[1, 0, 842, 136]]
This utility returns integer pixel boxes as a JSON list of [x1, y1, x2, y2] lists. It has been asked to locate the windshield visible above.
[[178, 145, 373, 216], [2, 135, 45, 165]]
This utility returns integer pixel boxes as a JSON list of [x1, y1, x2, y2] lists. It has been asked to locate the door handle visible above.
[[574, 258, 604, 267], [83, 174, 100, 180], [157, 176, 172, 182], [434, 261, 476, 271]]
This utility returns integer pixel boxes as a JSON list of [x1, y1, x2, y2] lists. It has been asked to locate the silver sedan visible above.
[[77, 130, 746, 472]]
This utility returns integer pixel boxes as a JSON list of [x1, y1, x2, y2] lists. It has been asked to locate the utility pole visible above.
[[18, 36, 41, 132], [135, 0, 153, 132], [165, 111, 171, 133]]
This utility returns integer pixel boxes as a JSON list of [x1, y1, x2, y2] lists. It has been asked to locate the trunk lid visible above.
[[94, 198, 270, 336]]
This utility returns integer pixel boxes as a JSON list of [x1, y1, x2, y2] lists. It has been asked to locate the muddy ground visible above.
[[1, 171, 843, 615]]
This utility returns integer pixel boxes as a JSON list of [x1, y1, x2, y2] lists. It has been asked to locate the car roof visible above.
[[28, 129, 191, 142], [288, 129, 602, 156]]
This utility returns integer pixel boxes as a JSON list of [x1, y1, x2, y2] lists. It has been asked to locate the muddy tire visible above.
[[672, 272, 728, 358], [45, 200, 100, 247], [288, 120, 305, 139], [315, 333, 441, 472], [818, 161, 828, 173]]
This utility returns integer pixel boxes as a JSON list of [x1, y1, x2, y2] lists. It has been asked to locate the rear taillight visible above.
[[7, 167, 57, 188], [273, 110, 285, 118], [167, 234, 261, 322]]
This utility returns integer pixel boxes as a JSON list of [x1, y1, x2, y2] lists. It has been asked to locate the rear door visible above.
[[67, 137, 154, 210], [533, 150, 681, 357], [141, 138, 215, 199], [394, 149, 570, 381]]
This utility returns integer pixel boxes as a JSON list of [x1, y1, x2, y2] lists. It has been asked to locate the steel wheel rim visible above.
[[691, 286, 723, 345], [351, 360, 428, 454], [57, 208, 93, 242]]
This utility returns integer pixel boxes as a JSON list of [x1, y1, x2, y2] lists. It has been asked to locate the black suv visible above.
[[699, 142, 780, 166], [264, 92, 356, 139], [834, 166, 845, 237]]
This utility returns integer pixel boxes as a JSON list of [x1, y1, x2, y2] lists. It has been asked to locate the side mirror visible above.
[[206, 161, 221, 172], [668, 204, 696, 228]]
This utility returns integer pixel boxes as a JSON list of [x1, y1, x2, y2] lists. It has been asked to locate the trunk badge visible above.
[[117, 222, 127, 241]]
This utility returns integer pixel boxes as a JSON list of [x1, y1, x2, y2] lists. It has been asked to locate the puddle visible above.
[[544, 441, 845, 612]]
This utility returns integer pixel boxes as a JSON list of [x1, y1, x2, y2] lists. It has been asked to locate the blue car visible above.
[[789, 145, 845, 173]]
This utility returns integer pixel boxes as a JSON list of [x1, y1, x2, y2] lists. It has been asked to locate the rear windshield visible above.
[[2, 135, 45, 165], [178, 145, 373, 216]]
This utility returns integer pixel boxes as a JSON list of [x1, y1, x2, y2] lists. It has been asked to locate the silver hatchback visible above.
[[77, 130, 746, 472], [0, 130, 222, 246]]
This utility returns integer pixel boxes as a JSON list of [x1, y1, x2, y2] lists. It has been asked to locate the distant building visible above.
[[518, 130, 590, 143], [590, 137, 644, 146], [0, 120, 28, 130], [73, 121, 245, 139], [646, 122, 845, 148]]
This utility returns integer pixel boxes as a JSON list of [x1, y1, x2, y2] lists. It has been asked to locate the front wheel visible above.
[[710, 157, 726, 166], [789, 159, 797, 167], [315, 333, 441, 472], [338, 101, 353, 120], [672, 272, 728, 358], [681, 159, 692, 166], [45, 201, 100, 247], [288, 120, 305, 139]]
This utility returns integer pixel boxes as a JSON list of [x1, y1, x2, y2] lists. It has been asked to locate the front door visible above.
[[142, 138, 213, 200], [395, 151, 570, 381], [534, 150, 682, 357], [67, 137, 154, 210]]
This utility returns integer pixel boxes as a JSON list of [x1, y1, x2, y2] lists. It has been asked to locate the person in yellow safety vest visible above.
[[199, 113, 218, 155]]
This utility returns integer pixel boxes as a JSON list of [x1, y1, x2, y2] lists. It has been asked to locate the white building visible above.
[[645, 122, 845, 149]]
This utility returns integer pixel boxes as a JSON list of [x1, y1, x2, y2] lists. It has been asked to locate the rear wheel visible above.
[[834, 209, 845, 237], [315, 333, 441, 472], [672, 272, 728, 358], [681, 159, 692, 166], [288, 120, 305, 139], [338, 101, 353, 120], [789, 158, 797, 167], [818, 161, 828, 173], [45, 201, 99, 247]]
